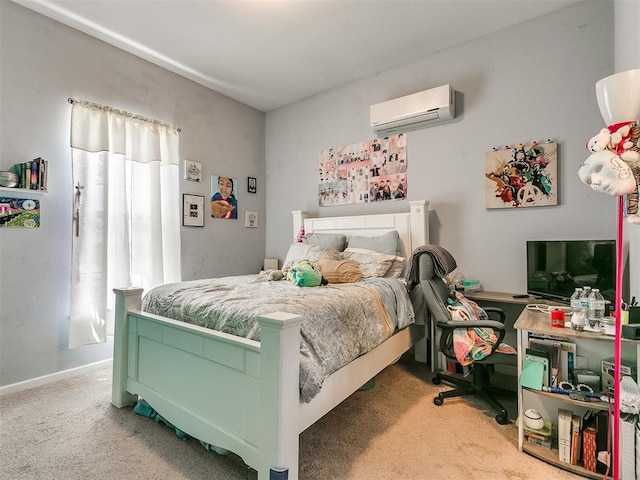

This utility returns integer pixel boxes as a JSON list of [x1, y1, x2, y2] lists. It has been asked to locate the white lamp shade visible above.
[[595, 68, 640, 125]]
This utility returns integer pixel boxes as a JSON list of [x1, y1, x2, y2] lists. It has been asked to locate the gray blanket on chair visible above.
[[406, 245, 457, 288]]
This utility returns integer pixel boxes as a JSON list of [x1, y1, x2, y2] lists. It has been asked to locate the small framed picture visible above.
[[245, 210, 258, 228], [248, 176, 257, 193], [182, 194, 205, 227], [184, 160, 202, 182]]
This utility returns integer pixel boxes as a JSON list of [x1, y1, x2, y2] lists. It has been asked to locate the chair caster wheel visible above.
[[433, 396, 443, 406], [432, 376, 441, 385], [495, 413, 509, 425]]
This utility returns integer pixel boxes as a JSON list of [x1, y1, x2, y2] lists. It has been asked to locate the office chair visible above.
[[412, 246, 517, 425]]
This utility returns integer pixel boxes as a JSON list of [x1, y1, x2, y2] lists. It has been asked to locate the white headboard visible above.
[[291, 200, 429, 259]]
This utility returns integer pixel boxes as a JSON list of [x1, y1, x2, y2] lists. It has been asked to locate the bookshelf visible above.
[[0, 187, 47, 194], [515, 308, 639, 478], [1, 157, 49, 193], [523, 443, 602, 480]]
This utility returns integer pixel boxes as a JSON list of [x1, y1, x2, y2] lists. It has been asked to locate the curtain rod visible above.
[[68, 98, 181, 132]]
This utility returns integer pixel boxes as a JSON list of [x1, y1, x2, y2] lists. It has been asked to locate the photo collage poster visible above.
[[318, 133, 407, 206]]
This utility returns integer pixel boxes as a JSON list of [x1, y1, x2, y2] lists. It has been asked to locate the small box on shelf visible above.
[[558, 408, 572, 463]]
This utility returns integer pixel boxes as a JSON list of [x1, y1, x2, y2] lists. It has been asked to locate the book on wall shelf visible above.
[[9, 157, 48, 191]]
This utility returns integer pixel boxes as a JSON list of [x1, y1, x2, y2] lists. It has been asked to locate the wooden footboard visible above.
[[112, 287, 426, 480]]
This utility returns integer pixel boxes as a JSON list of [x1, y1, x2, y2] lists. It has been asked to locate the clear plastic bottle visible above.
[[580, 286, 592, 317], [588, 288, 605, 324], [569, 287, 583, 315]]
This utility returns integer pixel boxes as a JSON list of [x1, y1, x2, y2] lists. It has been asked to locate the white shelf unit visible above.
[[515, 308, 639, 479]]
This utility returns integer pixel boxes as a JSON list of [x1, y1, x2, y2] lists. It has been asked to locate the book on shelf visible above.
[[525, 434, 552, 449], [559, 341, 576, 384], [579, 410, 612, 474], [29, 160, 38, 189], [527, 338, 577, 386], [524, 430, 551, 442], [9, 158, 47, 190], [570, 413, 581, 466], [582, 417, 597, 473], [529, 338, 561, 387], [522, 348, 550, 389]]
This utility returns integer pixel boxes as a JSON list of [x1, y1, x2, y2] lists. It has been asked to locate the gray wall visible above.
[[265, 0, 618, 295], [0, 1, 265, 386], [2, 0, 631, 389]]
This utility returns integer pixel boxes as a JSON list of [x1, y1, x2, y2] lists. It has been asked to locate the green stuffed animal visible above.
[[288, 260, 326, 287]]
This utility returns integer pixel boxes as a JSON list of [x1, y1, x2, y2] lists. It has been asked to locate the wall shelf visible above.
[[0, 187, 47, 195]]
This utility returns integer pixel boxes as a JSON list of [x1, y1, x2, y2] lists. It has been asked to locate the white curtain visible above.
[[69, 100, 181, 348]]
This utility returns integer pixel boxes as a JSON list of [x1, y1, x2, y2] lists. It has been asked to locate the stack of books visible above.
[[9, 157, 48, 191], [522, 419, 553, 449]]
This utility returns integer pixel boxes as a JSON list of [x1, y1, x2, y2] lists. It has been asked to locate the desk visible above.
[[465, 290, 561, 306]]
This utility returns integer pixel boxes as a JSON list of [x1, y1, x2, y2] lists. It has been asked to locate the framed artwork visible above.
[[248, 177, 257, 193], [0, 197, 40, 228], [182, 194, 205, 227], [184, 160, 202, 182], [211, 175, 238, 219], [485, 142, 558, 209], [245, 210, 258, 228]]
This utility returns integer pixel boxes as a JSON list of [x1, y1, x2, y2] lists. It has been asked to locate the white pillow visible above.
[[342, 247, 395, 278], [282, 242, 342, 270], [384, 255, 406, 279]]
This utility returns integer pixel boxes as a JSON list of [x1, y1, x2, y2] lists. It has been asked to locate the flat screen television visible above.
[[526, 240, 616, 304]]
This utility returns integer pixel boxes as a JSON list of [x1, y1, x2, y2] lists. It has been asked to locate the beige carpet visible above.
[[0, 357, 582, 480]]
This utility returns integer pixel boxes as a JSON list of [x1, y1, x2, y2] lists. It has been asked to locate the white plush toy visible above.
[[587, 123, 640, 164], [587, 128, 616, 153]]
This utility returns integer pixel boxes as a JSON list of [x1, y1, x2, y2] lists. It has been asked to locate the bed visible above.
[[111, 200, 429, 480]]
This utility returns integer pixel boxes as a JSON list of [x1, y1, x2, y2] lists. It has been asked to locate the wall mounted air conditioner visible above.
[[370, 84, 455, 135]]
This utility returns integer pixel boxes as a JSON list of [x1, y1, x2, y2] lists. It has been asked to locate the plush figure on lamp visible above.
[[578, 150, 640, 224], [587, 123, 640, 164]]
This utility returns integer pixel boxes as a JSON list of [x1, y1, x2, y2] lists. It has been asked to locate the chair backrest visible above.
[[417, 252, 453, 326]]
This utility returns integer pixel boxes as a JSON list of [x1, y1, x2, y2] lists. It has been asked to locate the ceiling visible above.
[[14, 0, 581, 112]]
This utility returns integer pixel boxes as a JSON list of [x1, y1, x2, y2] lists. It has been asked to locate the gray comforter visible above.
[[142, 274, 415, 402]]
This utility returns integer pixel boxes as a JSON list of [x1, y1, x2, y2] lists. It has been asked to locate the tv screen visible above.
[[526, 240, 616, 304]]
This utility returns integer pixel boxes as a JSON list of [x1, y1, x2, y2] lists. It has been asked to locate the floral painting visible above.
[[485, 142, 558, 209]]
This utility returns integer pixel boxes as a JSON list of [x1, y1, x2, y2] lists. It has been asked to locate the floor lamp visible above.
[[583, 68, 640, 480]]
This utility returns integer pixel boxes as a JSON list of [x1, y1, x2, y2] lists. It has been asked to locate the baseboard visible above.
[[0, 358, 112, 397]]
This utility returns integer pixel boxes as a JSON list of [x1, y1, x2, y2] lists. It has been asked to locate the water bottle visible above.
[[580, 286, 592, 318], [588, 288, 605, 326], [569, 287, 583, 315]]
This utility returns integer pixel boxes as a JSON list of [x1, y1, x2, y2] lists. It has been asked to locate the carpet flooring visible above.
[[0, 356, 583, 479]]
